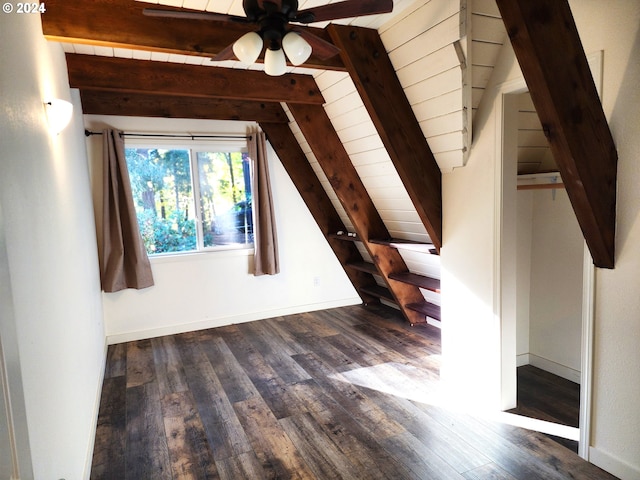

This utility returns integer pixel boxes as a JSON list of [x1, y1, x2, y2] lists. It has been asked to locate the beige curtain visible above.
[[101, 128, 154, 292], [249, 130, 279, 275]]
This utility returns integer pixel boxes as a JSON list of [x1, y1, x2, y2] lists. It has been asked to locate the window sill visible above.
[[149, 246, 254, 264]]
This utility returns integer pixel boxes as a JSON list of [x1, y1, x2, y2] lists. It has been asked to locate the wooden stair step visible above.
[[346, 261, 378, 275], [360, 285, 397, 304], [389, 272, 440, 292], [369, 237, 438, 254], [329, 232, 360, 242], [405, 300, 441, 321]]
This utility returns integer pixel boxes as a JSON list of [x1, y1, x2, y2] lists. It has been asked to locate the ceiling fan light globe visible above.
[[282, 32, 312, 66], [233, 32, 263, 64], [264, 48, 287, 76]]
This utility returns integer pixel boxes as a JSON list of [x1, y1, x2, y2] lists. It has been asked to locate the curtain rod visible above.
[[84, 129, 251, 140]]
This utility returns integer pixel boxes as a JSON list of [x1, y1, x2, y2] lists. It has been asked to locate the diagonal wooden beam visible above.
[[288, 103, 427, 325], [495, 0, 617, 268], [259, 122, 377, 300], [328, 24, 442, 251], [66, 54, 324, 105], [80, 90, 289, 123], [41, 0, 345, 71]]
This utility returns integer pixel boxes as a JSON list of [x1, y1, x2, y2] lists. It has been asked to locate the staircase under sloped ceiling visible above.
[[42, 0, 512, 327]]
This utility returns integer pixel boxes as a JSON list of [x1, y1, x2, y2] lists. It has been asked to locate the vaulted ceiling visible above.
[[42, 0, 617, 269]]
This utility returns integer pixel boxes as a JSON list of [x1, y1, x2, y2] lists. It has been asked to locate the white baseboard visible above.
[[516, 353, 530, 367], [590, 446, 640, 480], [520, 353, 581, 384], [106, 297, 361, 344]]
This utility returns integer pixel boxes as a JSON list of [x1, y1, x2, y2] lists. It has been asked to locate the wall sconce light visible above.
[[44, 99, 73, 135]]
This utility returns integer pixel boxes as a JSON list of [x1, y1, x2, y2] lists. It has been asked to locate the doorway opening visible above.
[[496, 64, 600, 459]]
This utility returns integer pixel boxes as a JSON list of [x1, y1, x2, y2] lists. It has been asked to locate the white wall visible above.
[[528, 189, 584, 382], [515, 190, 533, 360], [84, 115, 360, 343], [516, 189, 584, 382], [568, 1, 640, 477], [442, 1, 640, 477], [0, 14, 106, 480]]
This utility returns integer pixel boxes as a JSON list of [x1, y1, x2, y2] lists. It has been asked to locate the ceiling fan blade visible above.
[[293, 0, 393, 24], [212, 43, 237, 62], [291, 27, 341, 60], [143, 8, 249, 23]]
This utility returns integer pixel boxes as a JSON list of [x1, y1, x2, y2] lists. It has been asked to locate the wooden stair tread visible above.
[[389, 272, 440, 292], [369, 237, 438, 254], [405, 300, 441, 321], [329, 232, 360, 242], [360, 285, 396, 304], [346, 261, 378, 275]]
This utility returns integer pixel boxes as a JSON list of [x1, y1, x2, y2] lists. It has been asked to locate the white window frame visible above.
[[125, 136, 254, 257]]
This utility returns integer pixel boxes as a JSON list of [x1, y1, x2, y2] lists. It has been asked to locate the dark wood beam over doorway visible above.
[[496, 0, 617, 268]]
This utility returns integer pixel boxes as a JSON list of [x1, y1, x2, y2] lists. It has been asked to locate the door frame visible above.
[[495, 51, 602, 460]]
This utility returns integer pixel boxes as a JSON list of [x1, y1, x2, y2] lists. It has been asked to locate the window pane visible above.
[[125, 148, 197, 254], [197, 151, 253, 247]]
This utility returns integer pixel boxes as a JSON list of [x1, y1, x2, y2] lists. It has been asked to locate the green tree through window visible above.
[[125, 145, 252, 255]]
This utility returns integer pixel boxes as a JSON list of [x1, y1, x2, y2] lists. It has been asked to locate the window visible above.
[[125, 141, 253, 255]]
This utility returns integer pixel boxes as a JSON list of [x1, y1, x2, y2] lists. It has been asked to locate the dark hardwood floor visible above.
[[509, 365, 581, 452], [91, 304, 616, 479]]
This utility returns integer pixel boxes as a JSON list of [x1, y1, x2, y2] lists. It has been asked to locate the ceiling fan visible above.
[[143, 0, 394, 76]]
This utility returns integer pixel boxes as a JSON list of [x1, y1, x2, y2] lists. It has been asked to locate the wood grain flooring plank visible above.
[[355, 320, 440, 357], [233, 396, 315, 479], [360, 389, 491, 474], [198, 336, 259, 404], [105, 343, 126, 378], [461, 462, 518, 480], [322, 332, 390, 367], [380, 431, 466, 480], [163, 414, 219, 479], [263, 316, 313, 355], [126, 339, 156, 388], [91, 376, 126, 479], [291, 352, 404, 439], [241, 320, 312, 385], [215, 451, 267, 480], [474, 417, 616, 480], [291, 330, 363, 373], [308, 405, 414, 480], [181, 359, 253, 461], [253, 376, 310, 420], [413, 404, 572, 480], [125, 382, 172, 480], [510, 366, 579, 427], [152, 335, 189, 397], [280, 413, 362, 480], [216, 326, 309, 419], [298, 310, 343, 337], [160, 391, 219, 479]]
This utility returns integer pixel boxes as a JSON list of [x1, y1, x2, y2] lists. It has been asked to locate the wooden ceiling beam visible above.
[[66, 54, 324, 105], [288, 102, 427, 325], [79, 90, 289, 123], [328, 25, 442, 251], [42, 0, 345, 70], [496, 0, 617, 268], [259, 122, 377, 300]]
